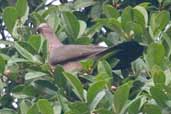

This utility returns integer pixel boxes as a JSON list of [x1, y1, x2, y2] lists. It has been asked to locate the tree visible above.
[[0, 0, 171, 114]]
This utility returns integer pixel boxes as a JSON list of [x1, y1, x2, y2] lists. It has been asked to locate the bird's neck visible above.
[[41, 30, 63, 50]]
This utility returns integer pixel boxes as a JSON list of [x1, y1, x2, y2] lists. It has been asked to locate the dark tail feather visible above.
[[93, 41, 145, 70]]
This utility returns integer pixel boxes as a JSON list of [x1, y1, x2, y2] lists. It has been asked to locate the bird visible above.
[[37, 23, 144, 72]]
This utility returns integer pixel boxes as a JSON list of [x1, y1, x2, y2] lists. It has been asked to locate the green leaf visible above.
[[25, 71, 47, 80], [145, 43, 165, 67], [96, 72, 112, 83], [0, 56, 5, 74], [8, 58, 29, 65], [134, 6, 148, 27], [31, 12, 45, 24], [37, 99, 54, 114], [68, 102, 89, 114], [121, 7, 145, 31], [3, 7, 18, 33], [12, 85, 38, 98], [78, 20, 87, 37], [75, 37, 92, 45], [15, 42, 42, 64], [86, 22, 103, 37], [151, 66, 166, 86], [90, 1, 102, 19], [74, 0, 96, 9], [20, 100, 32, 114], [34, 80, 58, 96], [103, 4, 119, 18], [150, 86, 168, 107], [98, 60, 112, 77], [0, 53, 10, 61], [16, 0, 28, 18], [113, 81, 132, 113], [54, 65, 66, 87], [150, 11, 170, 36], [128, 98, 141, 114], [27, 104, 39, 114], [94, 109, 112, 114], [61, 11, 80, 39], [41, 40, 48, 63], [95, 108, 113, 114], [15, 42, 34, 61], [0, 108, 17, 114], [53, 102, 62, 114], [143, 104, 161, 114], [0, 79, 5, 91], [87, 81, 106, 104], [163, 33, 171, 57], [18, 42, 36, 54], [158, 0, 163, 3], [89, 90, 106, 112], [28, 35, 42, 53], [80, 59, 94, 71], [12, 85, 29, 99], [97, 18, 122, 33], [122, 22, 143, 37], [46, 7, 60, 31], [63, 72, 84, 101]]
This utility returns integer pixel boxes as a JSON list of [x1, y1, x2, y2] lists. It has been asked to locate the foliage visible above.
[[0, 0, 171, 114]]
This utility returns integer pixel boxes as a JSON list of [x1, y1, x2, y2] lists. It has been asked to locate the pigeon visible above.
[[37, 23, 144, 72]]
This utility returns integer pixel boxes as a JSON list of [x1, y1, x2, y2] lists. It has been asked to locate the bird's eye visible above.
[[36, 28, 41, 33]]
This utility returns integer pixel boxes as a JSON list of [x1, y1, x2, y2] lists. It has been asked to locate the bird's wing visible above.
[[49, 45, 106, 65]]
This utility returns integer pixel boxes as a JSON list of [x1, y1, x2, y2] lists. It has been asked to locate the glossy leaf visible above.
[[67, 102, 89, 114], [61, 11, 80, 39], [16, 0, 28, 18], [15, 42, 34, 61], [150, 11, 170, 36], [97, 18, 122, 33], [145, 43, 165, 67], [103, 4, 119, 18], [7, 58, 29, 64], [80, 59, 94, 71], [34, 80, 58, 96], [63, 72, 84, 101], [121, 7, 145, 31], [128, 98, 141, 114], [89, 90, 106, 111], [0, 108, 17, 114], [78, 20, 87, 37], [97, 60, 112, 77], [94, 109, 112, 114], [19, 100, 32, 114], [25, 71, 47, 80], [53, 102, 62, 114], [134, 5, 148, 27], [143, 104, 161, 114], [0, 56, 5, 74], [113, 81, 132, 113], [150, 86, 168, 107], [87, 81, 106, 104], [74, 0, 95, 9], [3, 7, 18, 33], [37, 99, 54, 114], [28, 35, 42, 53], [27, 104, 39, 114], [151, 66, 166, 86]]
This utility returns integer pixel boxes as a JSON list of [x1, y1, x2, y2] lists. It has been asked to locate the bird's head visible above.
[[37, 23, 54, 35], [36, 23, 63, 48]]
